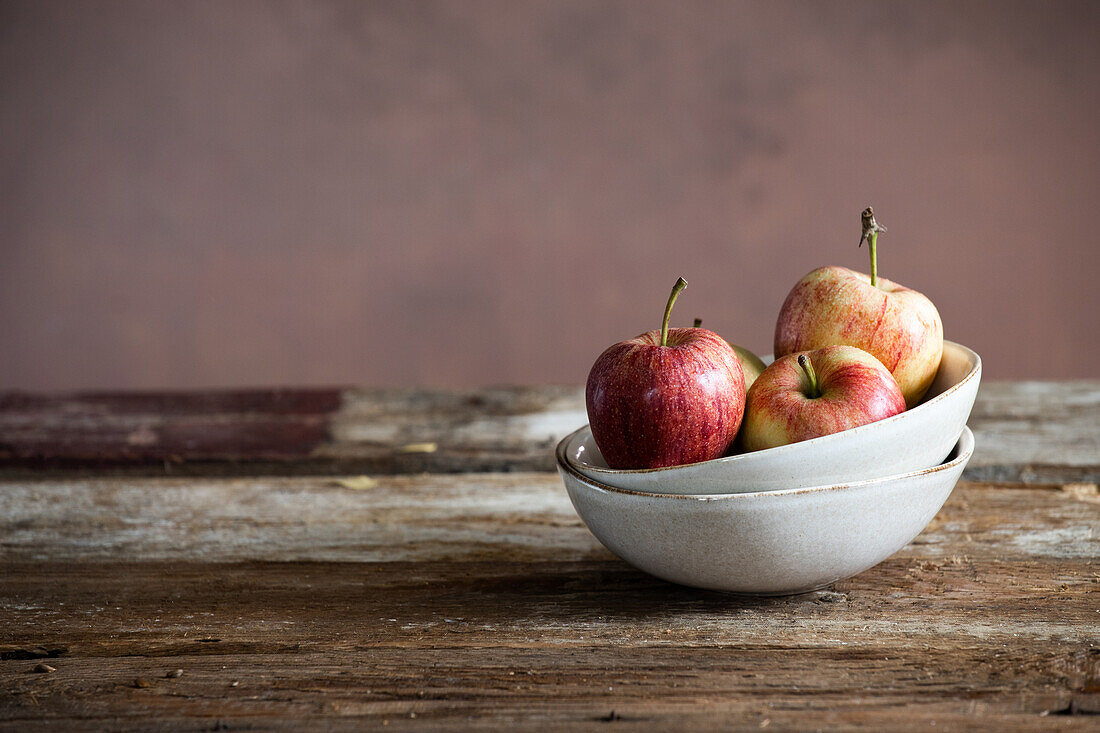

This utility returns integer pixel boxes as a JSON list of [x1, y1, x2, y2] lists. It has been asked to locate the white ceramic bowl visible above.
[[558, 427, 974, 595], [565, 340, 980, 494]]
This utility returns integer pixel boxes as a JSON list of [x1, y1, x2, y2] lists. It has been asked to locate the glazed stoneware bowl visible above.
[[565, 340, 980, 494], [558, 427, 974, 595]]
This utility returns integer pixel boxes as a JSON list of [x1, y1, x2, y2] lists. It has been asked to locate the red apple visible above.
[[693, 318, 766, 390], [741, 345, 906, 451], [773, 208, 943, 407], [586, 278, 746, 469]]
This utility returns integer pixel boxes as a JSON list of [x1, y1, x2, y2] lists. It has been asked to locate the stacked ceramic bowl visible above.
[[556, 341, 982, 595]]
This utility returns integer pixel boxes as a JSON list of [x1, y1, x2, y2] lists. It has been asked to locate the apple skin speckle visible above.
[[586, 328, 745, 470], [774, 266, 943, 408]]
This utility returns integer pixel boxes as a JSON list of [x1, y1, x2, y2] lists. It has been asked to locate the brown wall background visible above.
[[1, 0, 1098, 390]]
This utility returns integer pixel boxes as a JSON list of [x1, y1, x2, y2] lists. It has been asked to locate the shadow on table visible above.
[[358, 557, 843, 628]]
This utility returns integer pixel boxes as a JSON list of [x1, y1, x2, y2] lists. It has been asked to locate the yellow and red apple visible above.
[[773, 209, 943, 407], [742, 345, 906, 451]]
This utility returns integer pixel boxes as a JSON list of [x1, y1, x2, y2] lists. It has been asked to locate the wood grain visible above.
[[0, 386, 580, 477], [0, 558, 1097, 731], [966, 381, 1100, 483], [1, 381, 1097, 729], [0, 474, 1097, 563], [1, 475, 1097, 729], [2, 382, 1098, 481]]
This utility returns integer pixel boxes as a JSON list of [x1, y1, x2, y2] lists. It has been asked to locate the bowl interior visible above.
[[569, 340, 980, 474]]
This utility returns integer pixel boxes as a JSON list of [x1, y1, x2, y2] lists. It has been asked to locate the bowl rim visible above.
[[567, 339, 981, 477], [557, 426, 974, 500]]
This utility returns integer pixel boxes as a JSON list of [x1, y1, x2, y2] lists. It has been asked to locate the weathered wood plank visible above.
[[1, 643, 1094, 730], [0, 386, 582, 477], [0, 382, 1095, 729], [2, 382, 1097, 482], [1, 473, 1096, 728], [0, 474, 1097, 563], [0, 388, 343, 470], [1, 555, 1096, 730], [966, 381, 1100, 483], [2, 556, 1097, 652]]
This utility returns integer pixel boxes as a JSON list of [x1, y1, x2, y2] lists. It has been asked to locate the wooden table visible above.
[[1, 383, 1097, 730]]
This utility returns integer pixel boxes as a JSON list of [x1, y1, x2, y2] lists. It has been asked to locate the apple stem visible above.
[[798, 354, 821, 399], [660, 277, 688, 347], [693, 318, 702, 328], [860, 206, 886, 288], [868, 230, 879, 288]]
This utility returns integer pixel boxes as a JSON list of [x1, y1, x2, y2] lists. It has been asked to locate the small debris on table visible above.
[[333, 476, 379, 490], [398, 442, 437, 453]]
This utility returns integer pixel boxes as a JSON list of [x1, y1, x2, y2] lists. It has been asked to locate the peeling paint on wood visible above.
[[3, 381, 1096, 481]]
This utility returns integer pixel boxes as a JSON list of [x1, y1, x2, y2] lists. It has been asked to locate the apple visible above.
[[731, 344, 767, 391], [586, 278, 746, 469], [741, 345, 906, 451], [773, 207, 943, 408], [694, 318, 766, 390]]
